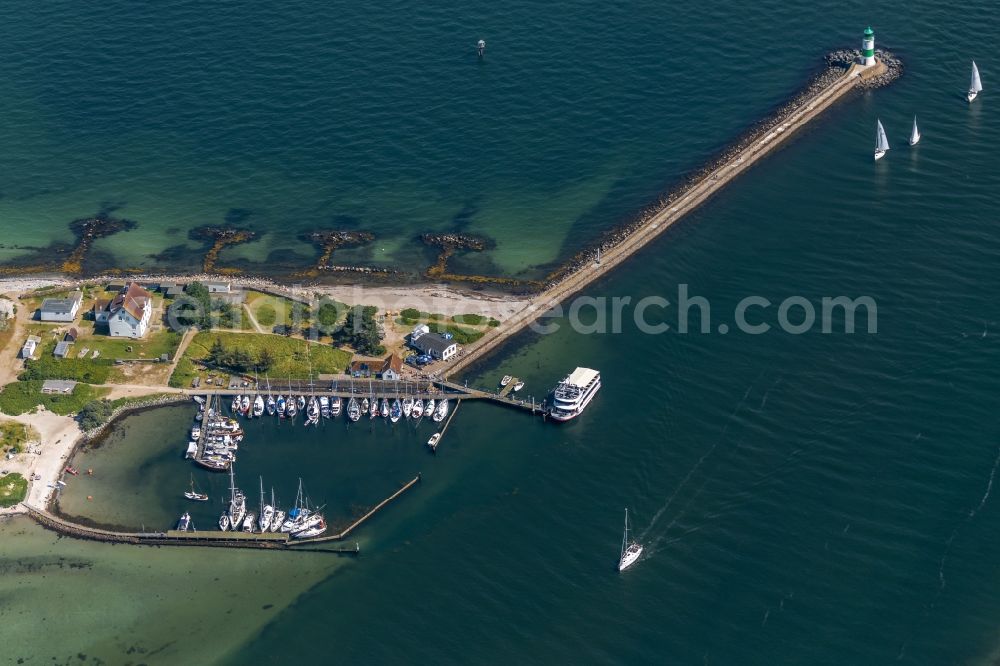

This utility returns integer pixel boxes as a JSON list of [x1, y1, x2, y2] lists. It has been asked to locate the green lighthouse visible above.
[[862, 26, 875, 66]]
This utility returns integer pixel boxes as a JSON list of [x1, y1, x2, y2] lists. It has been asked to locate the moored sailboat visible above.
[[347, 397, 361, 422], [259, 478, 273, 532], [432, 398, 449, 423], [184, 474, 209, 501]]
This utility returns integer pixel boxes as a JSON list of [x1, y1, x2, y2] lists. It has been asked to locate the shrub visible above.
[[0, 381, 106, 416], [78, 399, 115, 431]]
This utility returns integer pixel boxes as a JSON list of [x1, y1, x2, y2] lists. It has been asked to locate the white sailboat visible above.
[[874, 118, 890, 161], [618, 508, 643, 572], [908, 115, 921, 146], [258, 478, 273, 532], [968, 60, 983, 103]]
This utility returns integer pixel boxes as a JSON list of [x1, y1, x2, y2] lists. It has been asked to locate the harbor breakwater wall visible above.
[[444, 54, 900, 378]]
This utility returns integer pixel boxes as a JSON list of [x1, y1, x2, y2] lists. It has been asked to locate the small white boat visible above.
[[369, 397, 379, 419], [500, 375, 512, 387], [618, 508, 643, 572], [296, 395, 306, 411], [177, 512, 191, 531], [424, 398, 435, 417], [908, 115, 921, 146], [513, 381, 525, 392], [402, 397, 414, 418], [244, 511, 256, 533], [241, 395, 251, 415], [319, 396, 330, 417], [390, 399, 402, 423], [330, 397, 342, 417], [969, 60, 983, 103], [219, 513, 230, 531], [874, 118, 890, 161], [412, 399, 424, 419], [270, 509, 286, 532], [427, 433, 441, 451], [380, 398, 390, 418], [266, 395, 276, 415], [231, 396, 241, 413], [347, 397, 361, 422], [253, 395, 264, 417]]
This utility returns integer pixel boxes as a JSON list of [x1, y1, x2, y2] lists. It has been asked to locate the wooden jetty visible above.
[[289, 475, 421, 545]]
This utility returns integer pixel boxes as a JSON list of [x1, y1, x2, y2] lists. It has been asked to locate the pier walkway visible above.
[[443, 61, 886, 379]]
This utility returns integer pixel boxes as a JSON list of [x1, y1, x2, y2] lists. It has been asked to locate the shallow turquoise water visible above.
[[4, 0, 1000, 664]]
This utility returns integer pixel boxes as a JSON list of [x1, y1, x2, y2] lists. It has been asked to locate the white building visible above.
[[207, 282, 231, 293], [21, 335, 40, 359], [411, 324, 430, 340], [95, 282, 153, 339], [39, 292, 83, 322]]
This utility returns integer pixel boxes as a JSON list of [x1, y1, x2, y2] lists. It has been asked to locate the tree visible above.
[[78, 399, 114, 431], [208, 338, 226, 365], [256, 347, 274, 372]]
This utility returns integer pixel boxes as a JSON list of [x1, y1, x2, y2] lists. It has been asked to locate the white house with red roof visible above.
[[94, 282, 153, 339]]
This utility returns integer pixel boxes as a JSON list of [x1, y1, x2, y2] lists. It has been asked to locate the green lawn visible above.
[[80, 328, 183, 360], [0, 380, 109, 416], [0, 472, 28, 508], [171, 331, 352, 384], [20, 340, 114, 384]]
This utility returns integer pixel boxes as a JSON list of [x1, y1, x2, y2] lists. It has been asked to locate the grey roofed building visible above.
[[53, 341, 74, 358], [165, 285, 186, 297], [41, 379, 77, 394], [39, 292, 83, 322], [411, 332, 458, 361]]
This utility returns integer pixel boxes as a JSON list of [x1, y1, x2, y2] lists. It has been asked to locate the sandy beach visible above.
[[0, 275, 531, 322], [0, 409, 82, 516]]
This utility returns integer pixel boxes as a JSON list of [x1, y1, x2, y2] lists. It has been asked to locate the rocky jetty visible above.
[[188, 226, 258, 273], [60, 214, 138, 274], [540, 48, 904, 290], [826, 48, 903, 89], [299, 230, 376, 275]]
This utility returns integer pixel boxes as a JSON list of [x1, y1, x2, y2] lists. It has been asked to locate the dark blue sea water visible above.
[[3, 0, 1000, 664]]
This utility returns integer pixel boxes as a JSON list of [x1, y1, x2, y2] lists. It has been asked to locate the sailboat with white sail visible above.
[[969, 60, 983, 103], [874, 118, 890, 161], [618, 508, 643, 572], [908, 115, 921, 146]]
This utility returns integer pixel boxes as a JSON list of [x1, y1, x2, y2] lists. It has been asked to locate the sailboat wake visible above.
[[639, 375, 763, 541]]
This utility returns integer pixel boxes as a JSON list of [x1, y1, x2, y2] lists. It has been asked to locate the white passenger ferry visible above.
[[550, 367, 601, 422]]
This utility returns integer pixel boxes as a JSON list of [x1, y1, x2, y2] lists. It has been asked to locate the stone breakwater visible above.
[[827, 49, 903, 89], [541, 52, 901, 289], [445, 53, 900, 377], [81, 394, 188, 443]]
